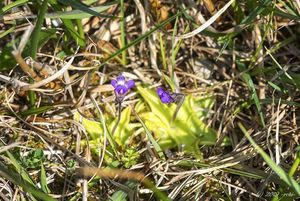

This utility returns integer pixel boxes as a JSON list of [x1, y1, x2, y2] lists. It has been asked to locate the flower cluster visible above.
[[111, 74, 182, 104]]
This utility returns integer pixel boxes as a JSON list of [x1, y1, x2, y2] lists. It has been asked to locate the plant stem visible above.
[[111, 101, 122, 136], [90, 96, 120, 161], [171, 93, 185, 124], [28, 0, 49, 108]]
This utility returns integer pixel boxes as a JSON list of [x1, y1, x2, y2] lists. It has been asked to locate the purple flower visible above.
[[157, 87, 174, 104], [111, 75, 135, 100]]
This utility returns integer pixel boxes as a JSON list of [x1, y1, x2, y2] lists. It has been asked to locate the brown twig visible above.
[[12, 50, 42, 82], [77, 167, 146, 182]]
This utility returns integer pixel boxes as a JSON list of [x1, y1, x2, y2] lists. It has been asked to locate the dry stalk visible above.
[[77, 167, 147, 183], [12, 50, 42, 82]]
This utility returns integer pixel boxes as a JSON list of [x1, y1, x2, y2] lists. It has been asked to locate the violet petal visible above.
[[157, 87, 173, 104], [160, 93, 173, 103], [157, 87, 165, 96], [111, 79, 117, 88], [115, 85, 128, 95], [126, 80, 135, 89], [116, 75, 125, 82]]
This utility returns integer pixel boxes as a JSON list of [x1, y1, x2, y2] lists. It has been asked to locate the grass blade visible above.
[[288, 147, 300, 177], [30, 0, 48, 59], [238, 123, 300, 196], [0, 25, 15, 39], [0, 161, 56, 201], [120, 0, 127, 65], [100, 9, 186, 66], [59, 0, 115, 18], [91, 96, 120, 161], [40, 163, 51, 194], [28, 0, 49, 108], [237, 60, 265, 127], [45, 3, 116, 19], [2, 0, 28, 13], [133, 108, 166, 161], [18, 105, 54, 117]]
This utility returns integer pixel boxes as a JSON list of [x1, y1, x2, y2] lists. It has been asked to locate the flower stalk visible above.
[[110, 75, 135, 136]]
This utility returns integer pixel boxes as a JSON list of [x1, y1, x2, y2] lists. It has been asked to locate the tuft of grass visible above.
[[239, 123, 300, 196]]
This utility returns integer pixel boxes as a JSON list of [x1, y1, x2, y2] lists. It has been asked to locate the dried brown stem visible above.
[[12, 50, 42, 82], [77, 167, 147, 183]]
